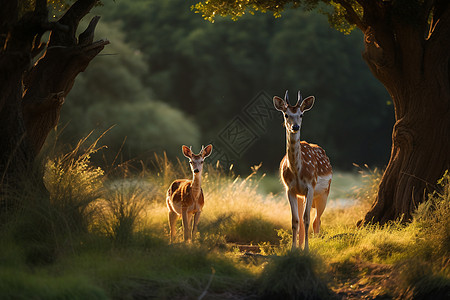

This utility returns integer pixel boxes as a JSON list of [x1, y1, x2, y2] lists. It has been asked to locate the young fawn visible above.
[[274, 91, 332, 251], [166, 145, 212, 243]]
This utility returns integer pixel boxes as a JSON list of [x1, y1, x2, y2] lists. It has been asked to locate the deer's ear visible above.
[[202, 144, 213, 158], [300, 96, 315, 112], [273, 96, 287, 112], [182, 145, 192, 158]]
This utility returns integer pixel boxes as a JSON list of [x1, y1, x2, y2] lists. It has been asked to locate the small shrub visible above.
[[389, 171, 450, 298], [224, 216, 280, 244], [5, 135, 105, 264], [257, 251, 335, 300], [44, 133, 105, 233], [413, 170, 450, 259], [259, 229, 292, 256], [96, 180, 147, 246]]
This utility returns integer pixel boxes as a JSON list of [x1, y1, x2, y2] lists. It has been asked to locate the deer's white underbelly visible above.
[[314, 173, 332, 195]]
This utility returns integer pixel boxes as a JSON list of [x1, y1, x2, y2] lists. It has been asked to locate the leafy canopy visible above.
[[18, 0, 103, 17], [192, 0, 362, 34], [19, 0, 74, 14]]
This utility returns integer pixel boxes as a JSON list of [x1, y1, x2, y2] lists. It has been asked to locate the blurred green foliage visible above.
[[86, 0, 394, 172], [61, 21, 200, 161], [56, 0, 395, 172]]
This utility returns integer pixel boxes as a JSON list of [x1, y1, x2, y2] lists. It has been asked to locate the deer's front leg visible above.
[[168, 210, 178, 244], [181, 208, 193, 242], [303, 186, 314, 252], [287, 189, 300, 250], [297, 195, 306, 248], [192, 211, 201, 240]]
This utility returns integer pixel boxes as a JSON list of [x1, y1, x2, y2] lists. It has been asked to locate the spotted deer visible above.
[[274, 91, 332, 251], [166, 144, 212, 243]]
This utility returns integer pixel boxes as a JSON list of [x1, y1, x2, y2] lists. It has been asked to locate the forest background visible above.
[[59, 0, 394, 175]]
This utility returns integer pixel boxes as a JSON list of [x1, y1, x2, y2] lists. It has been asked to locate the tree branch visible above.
[[50, 0, 98, 47], [334, 0, 367, 32], [428, 0, 450, 53], [78, 16, 100, 46]]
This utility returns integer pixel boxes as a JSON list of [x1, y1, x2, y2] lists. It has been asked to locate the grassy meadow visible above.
[[0, 139, 449, 299]]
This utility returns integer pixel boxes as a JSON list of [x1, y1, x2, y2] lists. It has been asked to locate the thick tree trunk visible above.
[[0, 52, 35, 188], [363, 84, 450, 223], [23, 16, 108, 154], [0, 0, 108, 210], [360, 28, 450, 223]]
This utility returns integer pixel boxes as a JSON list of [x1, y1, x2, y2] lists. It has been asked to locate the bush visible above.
[[389, 170, 450, 299], [96, 179, 147, 246], [257, 251, 335, 300], [413, 170, 450, 259], [0, 135, 106, 264], [44, 133, 105, 234]]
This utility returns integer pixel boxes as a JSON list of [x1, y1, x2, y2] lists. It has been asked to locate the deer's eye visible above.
[[284, 113, 288, 118], [189, 161, 193, 164]]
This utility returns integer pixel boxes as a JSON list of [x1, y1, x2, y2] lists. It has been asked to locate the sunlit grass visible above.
[[0, 137, 448, 298]]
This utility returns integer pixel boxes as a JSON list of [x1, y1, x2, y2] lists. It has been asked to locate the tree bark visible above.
[[358, 3, 450, 223], [0, 0, 108, 208], [363, 83, 450, 223], [23, 15, 108, 154]]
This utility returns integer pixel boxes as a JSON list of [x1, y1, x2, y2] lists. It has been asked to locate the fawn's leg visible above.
[[168, 210, 178, 244], [182, 209, 193, 242], [192, 211, 201, 240]]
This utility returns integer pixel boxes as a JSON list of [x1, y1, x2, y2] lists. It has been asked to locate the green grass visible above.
[[0, 140, 448, 299], [0, 268, 107, 300]]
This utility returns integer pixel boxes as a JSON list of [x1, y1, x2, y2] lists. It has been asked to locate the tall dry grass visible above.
[[1, 134, 448, 299], [139, 156, 291, 245]]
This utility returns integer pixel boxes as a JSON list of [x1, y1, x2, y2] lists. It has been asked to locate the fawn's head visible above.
[[273, 90, 315, 134], [182, 144, 213, 175]]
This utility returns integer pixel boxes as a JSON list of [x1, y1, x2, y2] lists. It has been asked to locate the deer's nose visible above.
[[194, 169, 199, 173], [292, 124, 300, 132]]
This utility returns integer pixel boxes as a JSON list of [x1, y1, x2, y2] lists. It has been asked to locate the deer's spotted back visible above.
[[300, 141, 332, 181]]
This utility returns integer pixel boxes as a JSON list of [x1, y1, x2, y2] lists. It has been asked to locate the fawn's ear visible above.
[[202, 144, 213, 158], [300, 96, 315, 112], [182, 145, 192, 158], [273, 96, 287, 112]]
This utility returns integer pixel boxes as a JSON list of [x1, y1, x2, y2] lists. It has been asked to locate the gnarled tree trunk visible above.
[[0, 0, 108, 208], [359, 2, 450, 224], [364, 82, 450, 223]]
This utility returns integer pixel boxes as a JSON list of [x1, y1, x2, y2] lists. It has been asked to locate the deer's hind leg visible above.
[[312, 193, 327, 235], [192, 211, 201, 240]]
